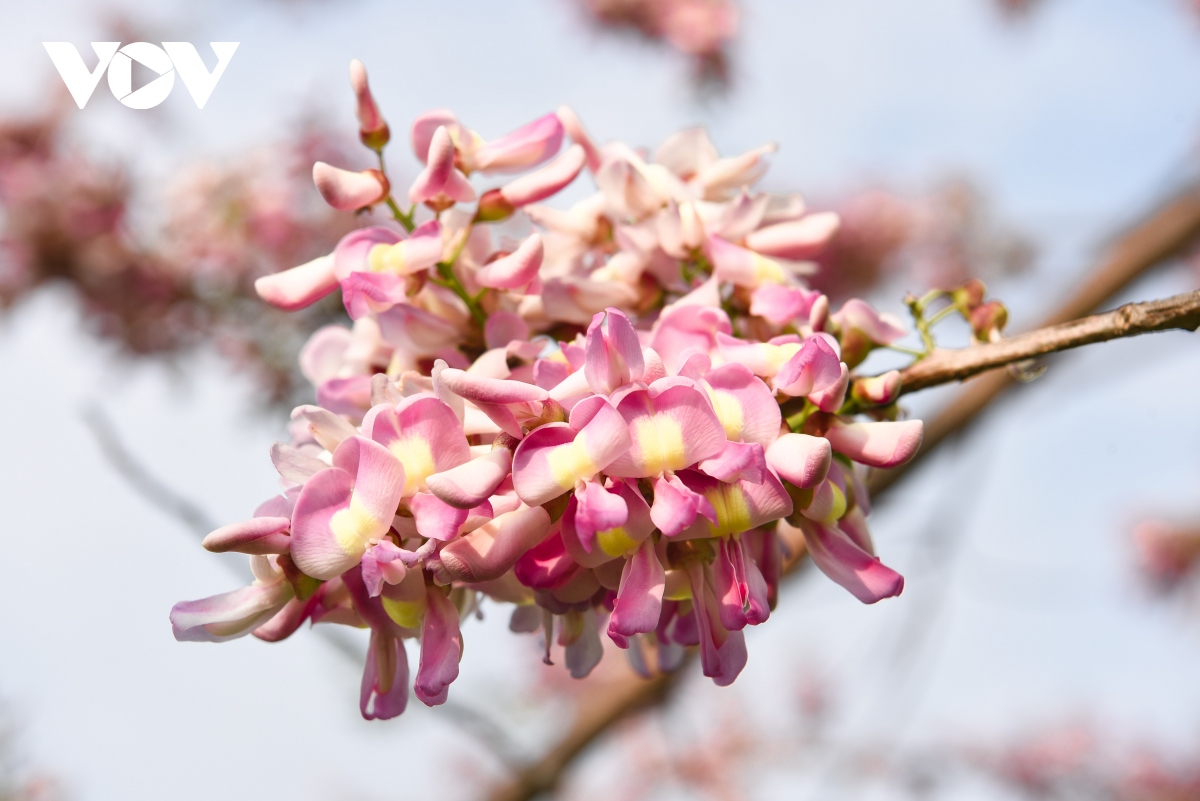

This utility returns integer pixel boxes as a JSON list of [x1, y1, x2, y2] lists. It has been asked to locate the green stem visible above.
[[785, 401, 816, 432]]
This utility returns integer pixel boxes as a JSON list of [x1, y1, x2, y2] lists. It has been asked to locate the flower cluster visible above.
[[170, 60, 925, 719]]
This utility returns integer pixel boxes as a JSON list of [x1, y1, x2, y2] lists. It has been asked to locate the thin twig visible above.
[[484, 182, 1200, 801], [81, 404, 219, 537], [889, 289, 1200, 395]]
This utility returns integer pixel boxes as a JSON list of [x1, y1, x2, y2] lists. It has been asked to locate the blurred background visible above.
[[3, 1, 1200, 799]]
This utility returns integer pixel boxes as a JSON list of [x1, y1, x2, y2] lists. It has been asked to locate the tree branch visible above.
[[892, 289, 1200, 395], [484, 183, 1200, 801]]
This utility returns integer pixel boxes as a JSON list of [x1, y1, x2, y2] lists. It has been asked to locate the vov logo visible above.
[[42, 42, 239, 110]]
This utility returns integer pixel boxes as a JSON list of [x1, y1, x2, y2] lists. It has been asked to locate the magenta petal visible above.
[[409, 492, 469, 540], [801, 519, 904, 604], [765, 433, 832, 489], [515, 527, 580, 588], [825, 419, 924, 469], [415, 589, 463, 706], [608, 539, 666, 648], [361, 630, 409, 720], [749, 283, 823, 327], [202, 517, 291, 555], [712, 537, 748, 632], [255, 255, 338, 311]]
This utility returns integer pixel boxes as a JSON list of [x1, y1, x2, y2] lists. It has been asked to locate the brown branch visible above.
[[894, 289, 1200, 395], [485, 183, 1200, 801]]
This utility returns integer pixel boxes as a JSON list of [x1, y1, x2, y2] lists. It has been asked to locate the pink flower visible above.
[[313, 162, 390, 210]]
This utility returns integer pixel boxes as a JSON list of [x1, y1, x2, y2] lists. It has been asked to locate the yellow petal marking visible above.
[[388, 435, 435, 497], [632, 413, 687, 476], [382, 242, 408, 275], [752, 253, 786, 285], [548, 431, 599, 490], [330, 492, 387, 556], [705, 482, 753, 538], [382, 597, 424, 630], [367, 243, 391, 273], [707, 388, 744, 441], [597, 526, 640, 558]]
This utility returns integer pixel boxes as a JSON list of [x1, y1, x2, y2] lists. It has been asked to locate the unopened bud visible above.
[[474, 188, 516, 223], [969, 300, 1008, 343], [851, 370, 902, 406], [951, 278, 987, 310], [350, 59, 390, 151], [313, 162, 390, 210]]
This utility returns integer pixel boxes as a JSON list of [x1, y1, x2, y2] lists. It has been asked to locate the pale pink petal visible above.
[[475, 233, 543, 290], [254, 254, 338, 311], [427, 447, 513, 509], [332, 226, 403, 280], [649, 305, 731, 375], [825, 419, 924, 469], [765, 433, 831, 489], [437, 368, 549, 404], [702, 363, 782, 446], [584, 307, 645, 395], [202, 517, 291, 555], [409, 126, 476, 205], [313, 162, 389, 210], [512, 402, 631, 506], [697, 441, 766, 484], [604, 384, 727, 478], [498, 144, 586, 207], [411, 108, 461, 161], [350, 59, 388, 146], [744, 212, 841, 260], [654, 127, 718, 180], [409, 492, 469, 541], [650, 475, 713, 538], [809, 363, 850, 412], [437, 505, 553, 582], [375, 220, 445, 276], [707, 235, 785, 288], [171, 581, 293, 643], [749, 284, 823, 327], [367, 396, 471, 496], [469, 113, 563, 174], [485, 311, 530, 350], [833, 298, 908, 345], [340, 271, 406, 319], [361, 540, 407, 597], [556, 105, 603, 172], [290, 404, 356, 452]]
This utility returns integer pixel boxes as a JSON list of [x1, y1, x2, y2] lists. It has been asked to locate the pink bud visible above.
[[409, 126, 476, 210], [349, 59, 389, 150], [851, 370, 902, 406], [766, 434, 831, 489], [313, 162, 390, 210]]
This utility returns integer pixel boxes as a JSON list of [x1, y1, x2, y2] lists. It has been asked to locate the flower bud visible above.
[[350, 59, 390, 151], [851, 370, 902, 406], [313, 162, 390, 210], [474, 188, 516, 223], [969, 300, 1008, 343]]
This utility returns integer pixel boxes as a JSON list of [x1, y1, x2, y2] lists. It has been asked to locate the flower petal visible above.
[[202, 517, 291, 555], [608, 539, 666, 648], [765, 433, 832, 489], [254, 254, 338, 311], [799, 519, 904, 604], [415, 588, 463, 706], [437, 505, 553, 583], [824, 419, 923, 469]]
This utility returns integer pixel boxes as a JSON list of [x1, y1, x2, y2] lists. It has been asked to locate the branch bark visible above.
[[894, 289, 1200, 395], [484, 183, 1200, 801]]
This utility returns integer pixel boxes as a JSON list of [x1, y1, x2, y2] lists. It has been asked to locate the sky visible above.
[[2, 1, 1200, 799]]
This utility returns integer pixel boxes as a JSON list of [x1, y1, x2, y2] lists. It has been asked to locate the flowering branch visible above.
[[484, 185, 1200, 801], [889, 289, 1200, 396]]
